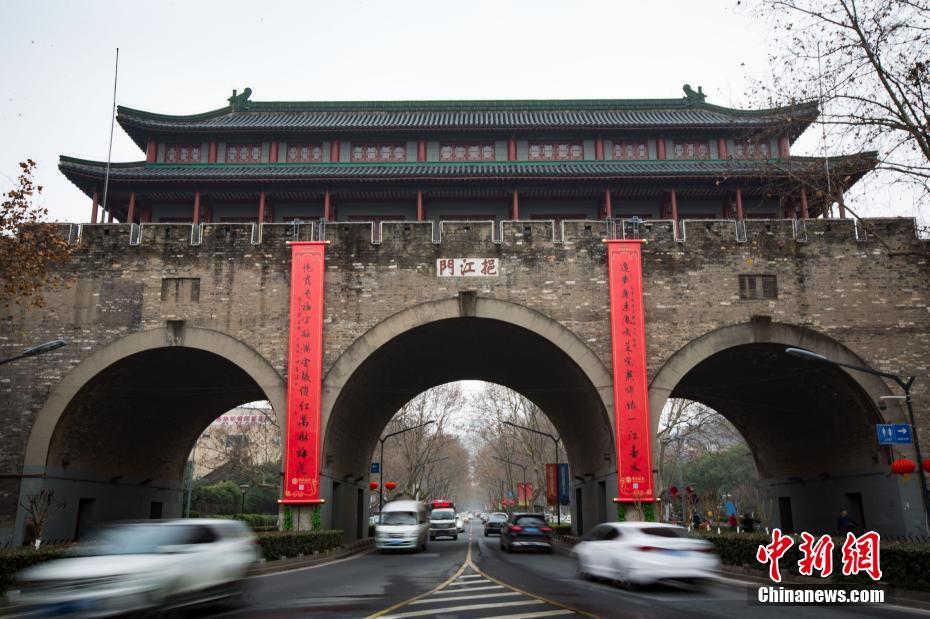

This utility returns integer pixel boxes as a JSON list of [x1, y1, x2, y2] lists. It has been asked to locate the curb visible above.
[[250, 538, 375, 576]]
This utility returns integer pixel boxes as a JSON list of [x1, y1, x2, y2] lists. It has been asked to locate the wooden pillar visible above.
[[208, 142, 217, 163], [416, 190, 425, 221], [258, 191, 266, 223], [835, 188, 846, 219], [193, 191, 201, 225], [717, 137, 728, 160], [669, 189, 679, 238], [656, 137, 666, 160], [735, 187, 745, 221], [107, 208, 114, 223], [126, 192, 136, 224], [142, 202, 152, 223], [779, 136, 790, 159], [145, 140, 157, 163], [323, 191, 332, 221], [91, 191, 100, 223], [595, 137, 604, 161], [270, 141, 278, 163], [508, 138, 517, 161], [511, 189, 520, 220], [417, 139, 427, 162], [604, 189, 613, 219], [330, 141, 341, 163], [800, 188, 810, 220]]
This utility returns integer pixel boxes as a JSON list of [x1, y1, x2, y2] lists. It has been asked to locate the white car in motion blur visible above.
[[574, 522, 718, 587], [9, 519, 259, 616]]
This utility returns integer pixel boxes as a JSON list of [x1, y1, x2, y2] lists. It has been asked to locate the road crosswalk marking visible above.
[[368, 528, 594, 618], [410, 591, 522, 604]]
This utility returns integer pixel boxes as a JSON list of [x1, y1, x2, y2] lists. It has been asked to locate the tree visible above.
[[20, 489, 66, 548], [747, 0, 930, 210], [1, 160, 72, 307]]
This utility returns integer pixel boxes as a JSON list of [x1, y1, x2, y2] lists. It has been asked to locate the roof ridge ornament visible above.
[[682, 84, 706, 104], [227, 87, 253, 112]]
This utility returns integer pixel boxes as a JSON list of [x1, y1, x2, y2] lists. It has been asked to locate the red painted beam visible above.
[[595, 137, 604, 161], [126, 192, 136, 224], [193, 191, 201, 225], [656, 137, 666, 160], [417, 140, 427, 162], [735, 187, 744, 221], [800, 188, 810, 220], [270, 141, 278, 163], [511, 189, 519, 220], [208, 142, 217, 164], [330, 141, 340, 163], [416, 190, 425, 221], [145, 140, 157, 163], [508, 138, 517, 161], [717, 137, 728, 160], [91, 191, 99, 223]]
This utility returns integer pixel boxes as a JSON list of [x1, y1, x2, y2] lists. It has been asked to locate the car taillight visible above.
[[637, 545, 658, 552], [697, 547, 716, 553], [510, 525, 523, 532], [541, 527, 553, 533]]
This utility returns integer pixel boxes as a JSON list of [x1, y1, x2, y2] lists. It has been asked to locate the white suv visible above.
[[10, 519, 259, 616]]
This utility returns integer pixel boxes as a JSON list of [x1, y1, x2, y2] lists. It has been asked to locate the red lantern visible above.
[[923, 459, 930, 473], [385, 481, 397, 491], [892, 459, 917, 478], [669, 486, 679, 497], [369, 481, 379, 491]]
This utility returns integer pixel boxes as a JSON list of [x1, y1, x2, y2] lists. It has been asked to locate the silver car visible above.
[[9, 519, 259, 616]]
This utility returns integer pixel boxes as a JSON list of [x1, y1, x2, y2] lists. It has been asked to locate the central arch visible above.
[[320, 296, 616, 538]]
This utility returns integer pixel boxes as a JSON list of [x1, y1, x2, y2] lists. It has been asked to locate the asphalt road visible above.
[[204, 523, 928, 618]]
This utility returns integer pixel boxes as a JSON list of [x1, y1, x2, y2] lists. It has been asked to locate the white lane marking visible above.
[[250, 548, 373, 579], [428, 584, 506, 594], [447, 578, 491, 585], [382, 599, 544, 618], [480, 611, 575, 619], [458, 573, 485, 579], [410, 591, 522, 604]]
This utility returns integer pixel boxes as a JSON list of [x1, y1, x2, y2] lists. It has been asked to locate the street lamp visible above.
[[503, 421, 562, 525], [785, 347, 928, 530], [0, 339, 66, 365], [492, 455, 529, 508], [377, 420, 435, 519], [239, 484, 250, 520]]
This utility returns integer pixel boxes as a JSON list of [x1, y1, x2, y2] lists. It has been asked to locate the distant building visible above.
[[191, 406, 279, 479]]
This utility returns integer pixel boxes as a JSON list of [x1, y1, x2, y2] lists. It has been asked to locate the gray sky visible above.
[[1, 0, 922, 225]]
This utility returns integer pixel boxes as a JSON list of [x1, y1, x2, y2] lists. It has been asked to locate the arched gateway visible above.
[[2, 90, 929, 545], [318, 296, 616, 538]]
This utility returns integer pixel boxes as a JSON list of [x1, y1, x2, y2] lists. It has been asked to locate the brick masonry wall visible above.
[[0, 218, 928, 529]]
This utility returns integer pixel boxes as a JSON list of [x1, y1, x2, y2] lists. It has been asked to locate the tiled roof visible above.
[[115, 92, 820, 149], [59, 154, 877, 194]]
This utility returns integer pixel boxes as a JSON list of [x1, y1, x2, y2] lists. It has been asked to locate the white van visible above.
[[375, 500, 429, 552]]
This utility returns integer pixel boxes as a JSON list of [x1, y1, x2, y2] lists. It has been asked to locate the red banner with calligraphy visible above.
[[545, 464, 558, 505], [606, 240, 654, 502], [281, 242, 327, 504]]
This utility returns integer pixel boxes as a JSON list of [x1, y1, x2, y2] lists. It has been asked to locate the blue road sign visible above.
[[877, 424, 912, 445], [370, 462, 380, 474], [557, 463, 570, 505]]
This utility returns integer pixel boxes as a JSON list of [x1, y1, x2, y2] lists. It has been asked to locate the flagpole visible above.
[[102, 48, 119, 220]]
